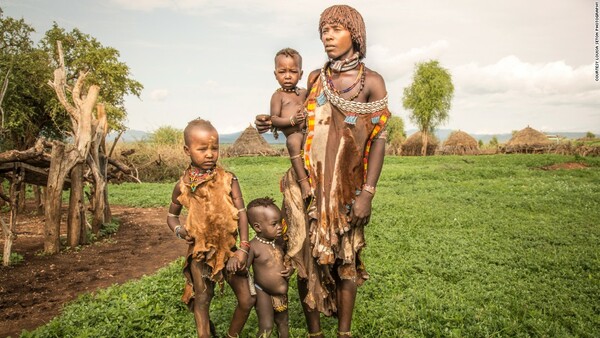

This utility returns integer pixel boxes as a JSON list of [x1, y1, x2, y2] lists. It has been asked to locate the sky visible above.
[[3, 0, 599, 135]]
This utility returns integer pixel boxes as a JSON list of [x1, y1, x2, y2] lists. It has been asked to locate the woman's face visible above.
[[320, 23, 354, 60]]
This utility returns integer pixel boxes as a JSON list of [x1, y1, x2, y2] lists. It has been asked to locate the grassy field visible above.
[[22, 154, 600, 337]]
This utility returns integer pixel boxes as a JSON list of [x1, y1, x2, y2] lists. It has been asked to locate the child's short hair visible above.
[[247, 196, 279, 226], [183, 118, 217, 146], [274, 48, 302, 69], [319, 5, 366, 59]]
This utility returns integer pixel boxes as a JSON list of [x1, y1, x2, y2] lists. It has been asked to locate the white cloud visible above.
[[149, 89, 169, 101], [369, 40, 450, 82], [454, 56, 597, 97]]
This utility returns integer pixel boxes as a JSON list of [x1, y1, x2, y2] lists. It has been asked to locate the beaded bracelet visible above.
[[238, 248, 249, 255], [240, 240, 251, 249]]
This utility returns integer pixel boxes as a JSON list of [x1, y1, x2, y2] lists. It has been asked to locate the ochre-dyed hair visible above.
[[275, 47, 302, 69], [319, 5, 367, 59], [183, 118, 217, 146], [247, 196, 279, 226]]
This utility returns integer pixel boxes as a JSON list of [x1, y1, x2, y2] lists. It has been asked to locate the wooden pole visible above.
[[67, 163, 84, 247], [3, 167, 24, 266]]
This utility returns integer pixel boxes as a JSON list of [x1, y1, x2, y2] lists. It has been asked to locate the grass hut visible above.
[[401, 131, 439, 156], [439, 130, 479, 155], [503, 126, 552, 154], [225, 124, 279, 157]]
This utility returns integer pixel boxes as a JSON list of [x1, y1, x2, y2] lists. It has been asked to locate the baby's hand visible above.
[[294, 109, 306, 124], [280, 266, 294, 279]]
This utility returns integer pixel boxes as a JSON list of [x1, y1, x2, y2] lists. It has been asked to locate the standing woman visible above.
[[257, 5, 390, 337]]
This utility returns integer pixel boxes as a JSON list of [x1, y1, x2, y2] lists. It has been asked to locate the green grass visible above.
[[21, 154, 600, 337]]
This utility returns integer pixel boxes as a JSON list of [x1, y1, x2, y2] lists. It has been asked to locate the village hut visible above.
[[225, 124, 279, 157], [503, 126, 552, 154], [439, 130, 479, 155], [401, 131, 439, 156]]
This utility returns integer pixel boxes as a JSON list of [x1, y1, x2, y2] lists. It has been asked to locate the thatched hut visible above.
[[502, 126, 552, 154], [439, 130, 479, 155], [225, 125, 279, 157], [401, 131, 439, 156]]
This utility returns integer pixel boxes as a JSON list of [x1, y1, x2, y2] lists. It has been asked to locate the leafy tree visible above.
[[478, 139, 484, 148], [150, 126, 183, 145], [40, 23, 143, 134], [403, 60, 454, 156], [0, 10, 55, 150], [585, 131, 596, 139], [489, 136, 499, 148], [386, 115, 406, 143]]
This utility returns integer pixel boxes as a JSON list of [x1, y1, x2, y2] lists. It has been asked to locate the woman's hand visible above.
[[254, 114, 272, 133], [348, 192, 373, 227]]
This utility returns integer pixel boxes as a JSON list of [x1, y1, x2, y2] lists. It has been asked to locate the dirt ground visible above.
[[0, 205, 187, 338], [539, 162, 589, 170]]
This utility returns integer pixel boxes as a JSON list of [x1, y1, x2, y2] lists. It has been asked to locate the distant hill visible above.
[[109, 128, 588, 145]]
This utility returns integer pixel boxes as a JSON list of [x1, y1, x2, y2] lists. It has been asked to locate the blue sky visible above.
[[3, 0, 599, 134]]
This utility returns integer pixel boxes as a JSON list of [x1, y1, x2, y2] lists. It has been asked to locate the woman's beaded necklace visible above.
[[325, 62, 366, 101]]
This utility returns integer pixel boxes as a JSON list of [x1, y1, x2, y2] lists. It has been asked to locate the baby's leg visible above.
[[190, 260, 215, 338], [287, 132, 312, 200], [274, 309, 289, 338], [226, 273, 255, 337], [255, 287, 275, 337]]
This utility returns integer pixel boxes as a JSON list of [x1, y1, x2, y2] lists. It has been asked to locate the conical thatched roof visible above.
[[502, 126, 552, 154], [225, 125, 279, 157], [507, 126, 551, 146], [401, 131, 439, 156], [439, 130, 479, 155]]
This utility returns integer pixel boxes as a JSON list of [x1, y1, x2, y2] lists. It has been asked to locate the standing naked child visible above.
[[269, 48, 311, 200], [167, 118, 254, 338], [246, 197, 290, 338]]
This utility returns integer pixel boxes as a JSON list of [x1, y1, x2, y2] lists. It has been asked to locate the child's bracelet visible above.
[[168, 213, 180, 218], [174, 225, 184, 239], [238, 248, 249, 255], [240, 240, 251, 249]]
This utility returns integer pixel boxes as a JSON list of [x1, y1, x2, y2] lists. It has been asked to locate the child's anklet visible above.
[[307, 331, 322, 337], [290, 154, 302, 160], [338, 330, 352, 337], [226, 332, 239, 338]]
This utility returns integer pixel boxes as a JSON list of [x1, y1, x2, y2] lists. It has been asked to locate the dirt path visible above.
[[0, 206, 187, 338]]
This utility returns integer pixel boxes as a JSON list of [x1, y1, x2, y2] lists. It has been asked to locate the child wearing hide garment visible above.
[[246, 197, 291, 338], [269, 48, 312, 200], [166, 118, 254, 338]]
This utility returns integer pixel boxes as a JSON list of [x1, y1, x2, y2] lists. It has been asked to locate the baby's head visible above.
[[274, 48, 303, 90], [247, 197, 282, 240], [183, 118, 219, 171]]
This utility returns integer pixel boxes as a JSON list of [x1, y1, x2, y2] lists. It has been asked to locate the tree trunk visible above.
[[34, 185, 43, 215], [67, 163, 84, 248], [421, 130, 429, 156], [44, 142, 69, 254], [18, 183, 26, 212], [3, 167, 23, 266]]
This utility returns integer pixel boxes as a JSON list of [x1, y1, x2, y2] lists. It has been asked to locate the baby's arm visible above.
[[270, 92, 303, 129], [166, 181, 192, 243], [227, 177, 249, 272]]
